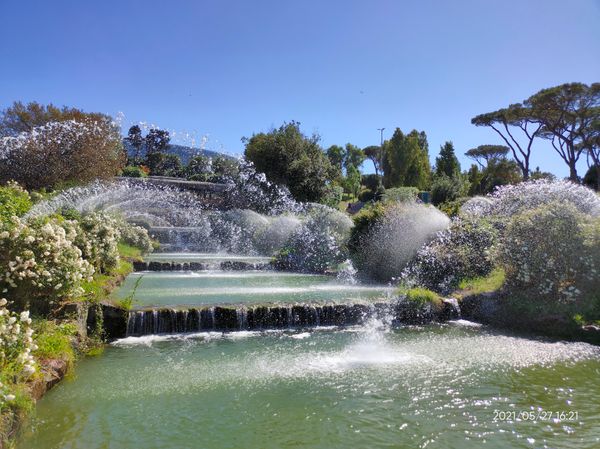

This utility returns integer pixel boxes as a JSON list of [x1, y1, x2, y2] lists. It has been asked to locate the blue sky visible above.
[[1, 0, 599, 177]]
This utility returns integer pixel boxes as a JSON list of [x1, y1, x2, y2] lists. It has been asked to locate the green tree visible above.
[[145, 128, 170, 154], [383, 128, 431, 190], [326, 145, 345, 178], [479, 158, 522, 194], [343, 165, 361, 199], [472, 104, 542, 180], [435, 141, 461, 178], [524, 82, 600, 182], [212, 155, 239, 182], [344, 143, 365, 172], [465, 145, 509, 168], [126, 125, 144, 163], [243, 121, 337, 202], [363, 145, 384, 179], [186, 154, 213, 181]]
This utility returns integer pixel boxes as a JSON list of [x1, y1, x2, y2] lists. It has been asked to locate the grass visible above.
[[398, 287, 442, 306], [32, 320, 77, 364], [81, 258, 133, 303], [117, 243, 142, 261], [456, 268, 506, 298]]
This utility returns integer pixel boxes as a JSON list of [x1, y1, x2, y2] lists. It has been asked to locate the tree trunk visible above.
[[569, 163, 579, 183]]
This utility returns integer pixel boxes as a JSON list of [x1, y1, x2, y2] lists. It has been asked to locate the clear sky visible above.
[[1, 0, 599, 177]]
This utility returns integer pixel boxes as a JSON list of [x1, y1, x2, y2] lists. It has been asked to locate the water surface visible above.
[[18, 324, 600, 449], [116, 271, 392, 308]]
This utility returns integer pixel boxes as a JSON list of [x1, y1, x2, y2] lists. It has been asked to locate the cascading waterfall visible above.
[[124, 303, 394, 337]]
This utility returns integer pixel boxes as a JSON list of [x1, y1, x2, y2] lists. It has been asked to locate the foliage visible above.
[[0, 182, 32, 223], [435, 141, 461, 178], [145, 152, 183, 176], [243, 121, 337, 202], [463, 180, 600, 219], [319, 183, 344, 209], [437, 197, 469, 217], [399, 287, 442, 307], [32, 320, 76, 363], [274, 206, 352, 273], [145, 128, 170, 154], [380, 187, 419, 203], [121, 166, 147, 178], [117, 224, 153, 255], [76, 213, 122, 273], [471, 104, 541, 180], [583, 165, 599, 191], [358, 189, 375, 202], [497, 202, 600, 302], [185, 154, 213, 181], [342, 165, 361, 198], [0, 119, 125, 190], [430, 175, 466, 206], [457, 268, 506, 297], [343, 143, 365, 172], [524, 82, 599, 182], [404, 217, 497, 294], [0, 217, 94, 313], [465, 145, 509, 167], [363, 145, 384, 178], [361, 174, 380, 191], [126, 125, 144, 163], [0, 300, 37, 411], [382, 129, 431, 190], [211, 155, 240, 182]]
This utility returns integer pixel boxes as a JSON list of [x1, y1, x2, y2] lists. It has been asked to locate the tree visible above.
[[212, 155, 239, 182], [0, 102, 125, 189], [145, 153, 182, 176], [479, 158, 522, 194], [243, 121, 337, 202], [435, 141, 461, 178], [186, 154, 213, 181], [127, 125, 144, 163], [145, 128, 170, 154], [382, 128, 431, 190], [344, 143, 365, 172], [472, 104, 542, 180], [524, 83, 599, 182], [326, 145, 345, 177], [363, 145, 384, 179], [343, 165, 361, 199], [465, 145, 509, 168]]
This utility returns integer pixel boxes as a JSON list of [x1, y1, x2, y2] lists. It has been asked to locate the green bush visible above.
[[498, 202, 600, 303], [121, 166, 147, 178], [358, 189, 375, 202], [381, 187, 419, 203], [0, 182, 32, 223], [430, 175, 466, 206], [401, 287, 442, 306], [404, 217, 497, 294], [437, 197, 469, 217]]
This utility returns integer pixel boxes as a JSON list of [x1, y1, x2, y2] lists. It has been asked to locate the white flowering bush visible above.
[[462, 180, 600, 219], [0, 298, 37, 409], [117, 222, 154, 254], [77, 213, 121, 273], [498, 202, 600, 302], [404, 218, 498, 294], [0, 217, 94, 313]]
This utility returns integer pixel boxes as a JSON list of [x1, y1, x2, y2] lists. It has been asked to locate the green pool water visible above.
[[116, 271, 392, 308], [17, 324, 600, 449]]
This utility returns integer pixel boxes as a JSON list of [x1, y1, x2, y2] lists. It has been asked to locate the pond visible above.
[[17, 323, 600, 449]]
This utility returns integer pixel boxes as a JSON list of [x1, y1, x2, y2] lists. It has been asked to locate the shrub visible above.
[[349, 202, 450, 281], [274, 206, 353, 273], [430, 175, 465, 206], [76, 213, 122, 273], [381, 187, 419, 203], [404, 218, 497, 294], [358, 189, 375, 202], [121, 166, 147, 178], [0, 300, 37, 410], [437, 197, 469, 217], [400, 287, 442, 306], [0, 119, 125, 190], [0, 217, 94, 313], [0, 182, 32, 223], [497, 202, 600, 303], [117, 222, 153, 254]]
